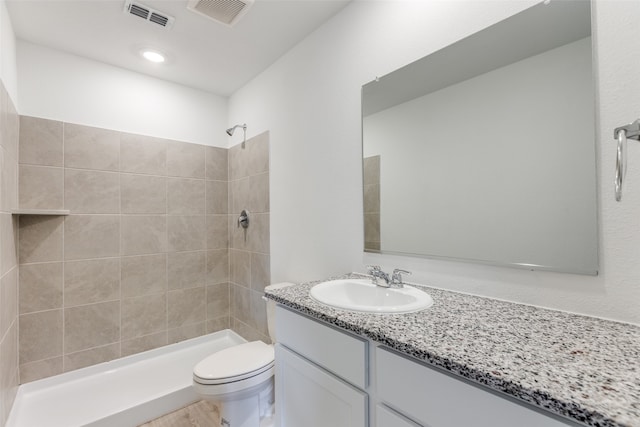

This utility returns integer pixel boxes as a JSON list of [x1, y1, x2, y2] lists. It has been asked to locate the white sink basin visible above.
[[309, 279, 433, 313]]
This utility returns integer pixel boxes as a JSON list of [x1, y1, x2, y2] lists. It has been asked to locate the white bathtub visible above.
[[7, 330, 245, 427]]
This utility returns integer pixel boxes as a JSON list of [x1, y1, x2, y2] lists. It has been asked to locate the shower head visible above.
[[226, 124, 248, 148], [226, 124, 246, 136]]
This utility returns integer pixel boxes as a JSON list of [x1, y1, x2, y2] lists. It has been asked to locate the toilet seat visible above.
[[193, 341, 274, 385]]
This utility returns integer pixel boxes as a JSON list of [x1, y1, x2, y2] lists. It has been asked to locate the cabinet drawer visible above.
[[376, 347, 573, 427], [376, 405, 420, 427], [276, 344, 368, 427], [276, 305, 367, 389]]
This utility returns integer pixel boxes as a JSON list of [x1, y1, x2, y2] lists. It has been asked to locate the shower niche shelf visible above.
[[12, 209, 70, 216]]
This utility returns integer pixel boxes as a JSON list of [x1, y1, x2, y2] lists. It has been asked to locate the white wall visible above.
[[17, 41, 228, 147], [229, 0, 640, 325], [0, 0, 17, 101]]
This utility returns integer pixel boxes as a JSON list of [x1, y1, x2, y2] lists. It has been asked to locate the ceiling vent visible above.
[[123, 1, 175, 29], [187, 0, 254, 27]]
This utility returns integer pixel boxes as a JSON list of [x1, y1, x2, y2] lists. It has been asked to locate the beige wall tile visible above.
[[167, 178, 205, 215], [168, 322, 205, 345], [1, 147, 18, 212], [19, 263, 62, 314], [19, 309, 62, 364], [229, 132, 269, 180], [121, 332, 167, 357], [232, 318, 269, 344], [363, 155, 380, 186], [64, 215, 120, 260], [206, 283, 229, 319], [122, 293, 166, 340], [207, 317, 229, 334], [251, 252, 270, 292], [0, 268, 17, 338], [228, 144, 247, 181], [249, 172, 269, 213], [121, 215, 167, 255], [19, 165, 64, 210], [64, 169, 120, 214], [167, 215, 206, 252], [207, 249, 229, 285], [230, 213, 269, 253], [363, 183, 380, 214], [4, 93, 19, 162], [246, 132, 269, 176], [228, 215, 247, 251], [364, 213, 380, 243], [19, 116, 63, 167], [229, 178, 248, 215], [121, 254, 167, 298], [206, 180, 228, 215], [205, 146, 227, 181], [18, 216, 63, 264], [206, 215, 228, 250], [64, 301, 119, 353], [120, 133, 166, 175], [249, 290, 269, 337], [1, 214, 17, 275], [19, 357, 62, 383], [0, 82, 8, 153], [230, 249, 250, 287], [64, 258, 120, 307], [231, 284, 250, 326], [167, 140, 205, 179], [168, 287, 206, 329], [64, 123, 120, 171], [63, 343, 120, 373], [168, 251, 206, 290], [121, 174, 166, 214], [0, 322, 18, 413], [249, 213, 270, 253]]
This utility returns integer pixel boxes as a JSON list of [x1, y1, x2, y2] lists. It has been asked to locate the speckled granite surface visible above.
[[265, 273, 640, 427]]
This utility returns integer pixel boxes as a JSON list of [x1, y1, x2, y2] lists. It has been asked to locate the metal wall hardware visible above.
[[238, 209, 250, 228], [614, 119, 640, 202]]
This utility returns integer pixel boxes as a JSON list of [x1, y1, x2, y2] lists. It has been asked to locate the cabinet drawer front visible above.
[[276, 344, 368, 427], [376, 347, 573, 427], [376, 405, 421, 427], [276, 306, 367, 389]]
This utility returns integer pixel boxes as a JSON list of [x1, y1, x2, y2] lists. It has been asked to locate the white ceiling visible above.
[[6, 0, 351, 97]]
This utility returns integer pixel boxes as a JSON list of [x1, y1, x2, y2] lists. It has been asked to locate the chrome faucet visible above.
[[366, 266, 411, 288]]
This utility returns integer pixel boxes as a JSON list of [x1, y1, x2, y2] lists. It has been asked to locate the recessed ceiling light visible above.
[[141, 50, 165, 63]]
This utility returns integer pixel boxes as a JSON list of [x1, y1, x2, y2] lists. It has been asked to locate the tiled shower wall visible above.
[[0, 80, 19, 427], [16, 116, 270, 383], [228, 133, 270, 342]]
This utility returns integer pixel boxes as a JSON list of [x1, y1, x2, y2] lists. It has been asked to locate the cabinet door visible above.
[[376, 405, 421, 427], [275, 344, 367, 427]]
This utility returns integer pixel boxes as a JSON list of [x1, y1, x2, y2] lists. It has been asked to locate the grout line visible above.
[[61, 121, 66, 372]]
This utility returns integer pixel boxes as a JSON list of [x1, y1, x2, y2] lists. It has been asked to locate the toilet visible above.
[[193, 296, 278, 427]]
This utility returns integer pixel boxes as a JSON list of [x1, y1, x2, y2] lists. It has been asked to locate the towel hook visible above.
[[613, 119, 640, 202]]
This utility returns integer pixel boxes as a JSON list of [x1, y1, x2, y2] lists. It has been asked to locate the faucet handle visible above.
[[366, 265, 382, 274], [391, 269, 411, 285]]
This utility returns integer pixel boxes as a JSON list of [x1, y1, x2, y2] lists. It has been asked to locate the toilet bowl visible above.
[[193, 341, 275, 427], [193, 289, 284, 427]]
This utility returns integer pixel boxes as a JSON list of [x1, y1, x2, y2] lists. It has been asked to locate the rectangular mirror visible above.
[[362, 0, 598, 275]]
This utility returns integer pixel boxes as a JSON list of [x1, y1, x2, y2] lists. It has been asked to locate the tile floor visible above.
[[138, 400, 220, 427]]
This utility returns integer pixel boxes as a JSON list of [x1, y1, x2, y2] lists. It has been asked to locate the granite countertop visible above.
[[264, 273, 640, 427]]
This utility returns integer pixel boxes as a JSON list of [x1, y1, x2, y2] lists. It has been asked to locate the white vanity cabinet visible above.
[[275, 306, 583, 427], [275, 306, 368, 427], [376, 347, 577, 427]]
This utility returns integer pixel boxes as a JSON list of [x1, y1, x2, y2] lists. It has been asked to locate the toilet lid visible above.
[[194, 341, 274, 383]]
